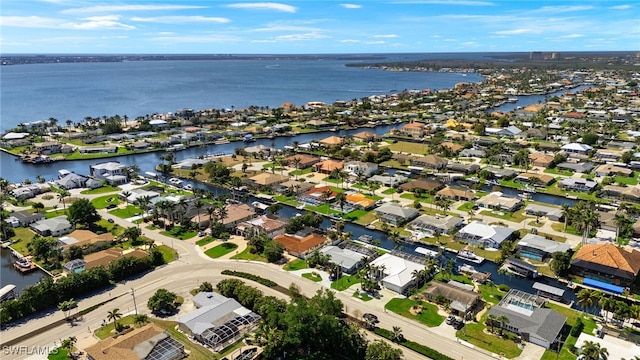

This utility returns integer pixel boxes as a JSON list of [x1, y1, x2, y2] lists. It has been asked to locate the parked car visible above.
[[446, 315, 456, 325], [107, 218, 115, 223], [106, 204, 117, 209], [452, 319, 464, 330], [363, 313, 379, 323]]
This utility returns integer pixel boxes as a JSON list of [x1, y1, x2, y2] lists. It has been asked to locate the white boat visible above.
[[507, 97, 518, 103], [183, 184, 193, 191], [296, 204, 305, 210], [167, 144, 186, 152], [456, 250, 485, 264]]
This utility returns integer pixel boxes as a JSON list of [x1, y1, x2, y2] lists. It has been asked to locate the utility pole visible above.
[[131, 288, 138, 315]]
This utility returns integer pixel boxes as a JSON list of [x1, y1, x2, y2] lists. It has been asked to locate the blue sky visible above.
[[1, 1, 637, 54]]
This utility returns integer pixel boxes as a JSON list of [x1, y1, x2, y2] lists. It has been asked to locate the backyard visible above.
[[384, 297, 444, 327]]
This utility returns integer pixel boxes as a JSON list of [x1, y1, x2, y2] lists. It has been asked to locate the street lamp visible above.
[[131, 288, 138, 315]]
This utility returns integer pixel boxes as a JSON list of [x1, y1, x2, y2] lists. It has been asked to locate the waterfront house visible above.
[[477, 192, 523, 212], [352, 131, 381, 142], [343, 161, 379, 178], [516, 233, 571, 261], [236, 214, 286, 238], [487, 289, 566, 349], [30, 216, 74, 237], [594, 163, 633, 177], [514, 173, 555, 187], [313, 159, 344, 174], [86, 323, 185, 360], [602, 185, 640, 202], [561, 143, 593, 155], [368, 174, 408, 187], [456, 221, 515, 249], [345, 193, 377, 210], [33, 141, 63, 155], [297, 186, 337, 206], [558, 178, 598, 192], [446, 162, 480, 175], [399, 121, 429, 138], [436, 186, 476, 201], [79, 145, 117, 154], [176, 292, 261, 352], [90, 161, 128, 185], [369, 253, 423, 294], [483, 167, 517, 179], [571, 242, 640, 288], [319, 136, 344, 147], [54, 173, 93, 190], [399, 179, 444, 194], [410, 154, 448, 170], [528, 153, 554, 168], [273, 231, 327, 258], [8, 211, 45, 227], [423, 281, 483, 317], [283, 154, 320, 169], [275, 180, 314, 195], [374, 203, 419, 225], [524, 204, 564, 221], [556, 161, 596, 174], [58, 230, 115, 249], [408, 214, 463, 235], [320, 245, 367, 275], [247, 173, 289, 190]]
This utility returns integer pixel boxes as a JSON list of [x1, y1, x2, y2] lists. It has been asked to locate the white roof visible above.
[[561, 143, 593, 151], [576, 333, 640, 360], [2, 132, 29, 140], [370, 253, 423, 288]]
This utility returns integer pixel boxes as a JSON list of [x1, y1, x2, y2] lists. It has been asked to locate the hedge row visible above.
[[374, 327, 454, 360], [221, 269, 277, 288]]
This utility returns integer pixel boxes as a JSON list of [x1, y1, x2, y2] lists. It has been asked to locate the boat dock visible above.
[[0, 284, 17, 302]]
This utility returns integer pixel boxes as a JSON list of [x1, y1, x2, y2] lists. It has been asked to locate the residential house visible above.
[[399, 179, 444, 194], [192, 203, 256, 229], [283, 154, 320, 169], [423, 281, 483, 317], [67, 248, 149, 273], [368, 174, 408, 187], [516, 234, 571, 261], [90, 161, 128, 185], [556, 161, 596, 173], [352, 131, 381, 142], [594, 164, 633, 177], [313, 159, 344, 174], [399, 122, 429, 138], [55, 173, 92, 190], [79, 145, 117, 154], [483, 167, 517, 179], [575, 333, 640, 360], [297, 186, 337, 206], [477, 192, 523, 212], [369, 253, 424, 294], [318, 136, 344, 147], [85, 323, 185, 360], [602, 185, 640, 202], [247, 173, 289, 190], [488, 289, 566, 349], [561, 143, 593, 155], [320, 245, 367, 275], [275, 180, 314, 195], [176, 292, 261, 352], [30, 216, 74, 237], [7, 211, 44, 227], [594, 150, 622, 162], [460, 148, 486, 158], [410, 155, 448, 170], [436, 186, 476, 201], [571, 242, 640, 287], [408, 214, 463, 235], [524, 204, 564, 221], [456, 221, 515, 249], [58, 230, 115, 249], [446, 162, 480, 175], [374, 203, 419, 225], [236, 214, 286, 238], [345, 193, 377, 210], [440, 142, 464, 154], [343, 161, 379, 178], [515, 173, 555, 187], [558, 178, 598, 192], [273, 231, 328, 258], [529, 153, 554, 168], [33, 141, 64, 155]]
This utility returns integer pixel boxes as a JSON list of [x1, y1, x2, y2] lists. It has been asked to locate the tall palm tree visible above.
[[58, 190, 71, 211], [497, 315, 510, 335], [391, 326, 404, 343], [121, 191, 131, 207], [193, 198, 204, 228], [205, 205, 217, 235], [486, 314, 497, 333], [61, 336, 77, 356], [580, 340, 608, 360], [107, 308, 122, 330], [292, 157, 302, 180]]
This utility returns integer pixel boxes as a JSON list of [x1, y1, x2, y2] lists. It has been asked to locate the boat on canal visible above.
[[456, 249, 485, 264], [14, 257, 37, 273]]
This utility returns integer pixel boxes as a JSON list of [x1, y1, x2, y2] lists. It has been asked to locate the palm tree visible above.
[[121, 191, 131, 207], [192, 198, 204, 228], [205, 205, 217, 235], [58, 190, 71, 211], [486, 314, 497, 333], [391, 326, 404, 343], [61, 336, 77, 356], [497, 315, 510, 336], [134, 314, 149, 326], [292, 157, 302, 180], [216, 204, 228, 230], [580, 340, 608, 360], [107, 308, 122, 331]]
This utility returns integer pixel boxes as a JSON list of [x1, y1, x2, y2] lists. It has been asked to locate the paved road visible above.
[[1, 208, 497, 360]]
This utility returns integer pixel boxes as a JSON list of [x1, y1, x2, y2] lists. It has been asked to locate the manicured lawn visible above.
[[354, 211, 378, 226], [353, 291, 373, 301], [80, 185, 121, 195], [384, 298, 444, 327], [157, 245, 178, 263], [302, 272, 322, 282], [95, 315, 137, 339], [9, 227, 37, 255], [91, 194, 121, 209], [323, 176, 343, 184], [480, 208, 526, 222], [48, 349, 68, 360], [273, 195, 300, 206], [196, 237, 216, 246], [544, 168, 574, 176], [343, 209, 370, 221], [283, 259, 308, 271], [387, 141, 429, 155], [433, 273, 473, 285], [456, 322, 522, 358], [45, 209, 67, 219], [304, 203, 333, 214], [160, 226, 198, 240], [457, 202, 475, 212], [615, 175, 638, 185], [381, 188, 398, 195], [478, 283, 506, 305], [551, 223, 581, 236], [289, 167, 313, 176], [108, 205, 142, 219], [204, 242, 238, 258], [331, 274, 361, 291], [230, 247, 267, 262]]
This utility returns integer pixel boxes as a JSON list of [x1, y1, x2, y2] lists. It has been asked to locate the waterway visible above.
[[0, 248, 45, 295]]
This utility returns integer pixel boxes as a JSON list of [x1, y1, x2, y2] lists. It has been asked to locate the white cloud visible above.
[[150, 34, 241, 43], [493, 28, 539, 35], [364, 40, 385, 45], [532, 5, 594, 13], [274, 32, 329, 41], [389, 0, 494, 6], [339, 4, 362, 9], [339, 39, 361, 43], [0, 15, 134, 30], [373, 34, 399, 38], [64, 15, 135, 30], [225, 2, 297, 13], [559, 33, 584, 39], [609, 4, 632, 10], [62, 4, 208, 14], [131, 16, 230, 24], [252, 25, 321, 32]]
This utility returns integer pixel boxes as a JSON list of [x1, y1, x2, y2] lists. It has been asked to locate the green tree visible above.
[[365, 340, 403, 360], [64, 245, 83, 262], [391, 326, 404, 343], [580, 340, 608, 360], [107, 308, 122, 330], [134, 314, 149, 326], [198, 281, 214, 293], [123, 226, 142, 245], [57, 299, 77, 320], [67, 198, 100, 227], [32, 202, 45, 213], [60, 336, 77, 358], [550, 251, 573, 277], [581, 133, 599, 145], [263, 240, 284, 263], [147, 288, 179, 314]]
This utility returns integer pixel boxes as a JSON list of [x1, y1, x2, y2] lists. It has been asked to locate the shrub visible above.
[[373, 327, 453, 360], [221, 270, 277, 287], [570, 317, 584, 337], [498, 284, 510, 292]]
